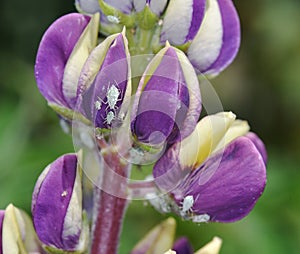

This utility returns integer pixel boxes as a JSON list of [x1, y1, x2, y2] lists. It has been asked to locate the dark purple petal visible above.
[[131, 47, 190, 145], [35, 13, 90, 107], [246, 132, 268, 165], [173, 237, 194, 254], [80, 33, 129, 129], [0, 210, 4, 254], [161, 0, 206, 45], [173, 136, 266, 222], [32, 154, 81, 250], [188, 0, 240, 76]]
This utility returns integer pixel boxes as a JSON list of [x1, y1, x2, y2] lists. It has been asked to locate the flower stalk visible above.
[[91, 146, 131, 254]]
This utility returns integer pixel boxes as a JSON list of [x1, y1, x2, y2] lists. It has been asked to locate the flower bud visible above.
[[78, 29, 131, 130], [131, 43, 201, 147], [195, 237, 222, 254], [32, 154, 88, 253], [35, 13, 99, 120], [131, 218, 176, 254], [187, 0, 240, 76], [1, 204, 42, 253]]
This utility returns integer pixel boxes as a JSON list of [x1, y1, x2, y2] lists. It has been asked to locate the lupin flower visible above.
[[32, 153, 88, 253], [131, 217, 222, 254], [0, 204, 42, 253], [35, 12, 99, 121], [131, 43, 201, 147], [152, 112, 267, 223]]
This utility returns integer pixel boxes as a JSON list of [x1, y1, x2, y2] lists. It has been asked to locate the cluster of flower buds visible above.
[[33, 0, 267, 235], [75, 0, 240, 76]]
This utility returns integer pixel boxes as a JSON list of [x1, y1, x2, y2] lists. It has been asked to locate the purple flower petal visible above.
[[153, 142, 187, 192], [32, 154, 82, 250], [79, 32, 130, 129], [161, 0, 206, 45], [132, 47, 185, 145], [0, 210, 4, 254], [173, 237, 194, 254], [187, 0, 240, 76], [133, 0, 168, 16], [173, 136, 266, 223], [35, 13, 90, 107], [246, 132, 268, 165]]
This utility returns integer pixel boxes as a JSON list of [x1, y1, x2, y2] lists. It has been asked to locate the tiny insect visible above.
[[95, 96, 105, 110], [107, 15, 120, 24], [61, 190, 68, 197], [106, 84, 121, 110], [105, 111, 115, 125], [181, 195, 194, 213], [192, 214, 210, 223]]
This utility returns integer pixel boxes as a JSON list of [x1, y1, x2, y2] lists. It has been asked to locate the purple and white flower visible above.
[[153, 112, 267, 223], [32, 153, 88, 253]]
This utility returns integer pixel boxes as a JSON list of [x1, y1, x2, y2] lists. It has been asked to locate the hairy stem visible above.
[[90, 149, 131, 254]]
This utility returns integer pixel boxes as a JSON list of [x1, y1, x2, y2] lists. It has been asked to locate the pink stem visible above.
[[91, 150, 131, 254]]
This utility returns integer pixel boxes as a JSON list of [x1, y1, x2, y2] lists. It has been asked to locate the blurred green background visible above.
[[0, 0, 299, 253]]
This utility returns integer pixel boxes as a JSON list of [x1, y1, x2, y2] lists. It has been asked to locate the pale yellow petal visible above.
[[131, 217, 176, 254], [195, 237, 222, 254], [2, 204, 41, 253], [214, 119, 250, 152], [63, 13, 100, 104], [179, 112, 236, 169]]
